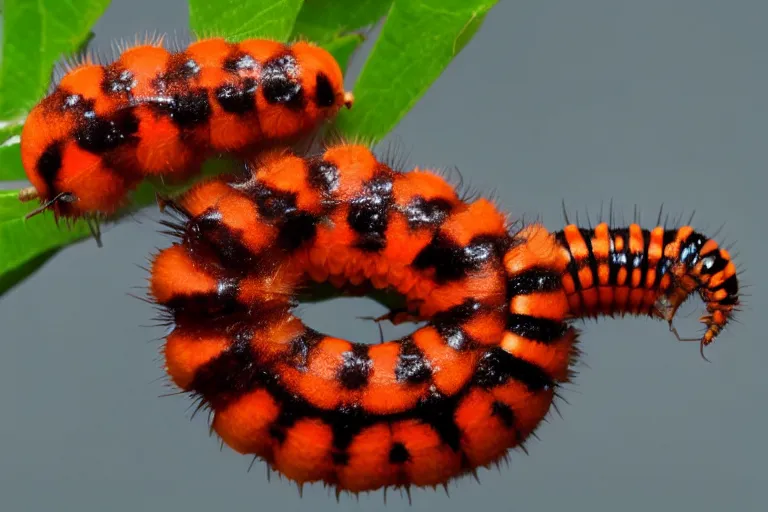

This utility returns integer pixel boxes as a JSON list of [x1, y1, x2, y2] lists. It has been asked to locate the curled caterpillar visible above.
[[555, 220, 740, 358], [18, 37, 353, 221], [147, 144, 739, 495]]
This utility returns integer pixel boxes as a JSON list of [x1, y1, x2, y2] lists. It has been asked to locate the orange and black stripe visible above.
[[19, 37, 353, 220], [147, 144, 740, 493], [554, 221, 739, 354], [148, 144, 577, 494]]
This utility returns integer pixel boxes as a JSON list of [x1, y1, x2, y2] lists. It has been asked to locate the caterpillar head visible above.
[[654, 234, 740, 360]]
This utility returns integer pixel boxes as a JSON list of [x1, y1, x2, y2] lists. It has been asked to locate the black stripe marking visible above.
[[702, 251, 728, 275], [250, 182, 298, 219], [261, 53, 304, 109], [152, 89, 212, 128], [431, 300, 485, 351], [389, 442, 410, 464], [403, 196, 453, 230], [473, 347, 554, 391], [431, 299, 483, 325], [249, 181, 319, 250], [662, 229, 678, 248], [307, 159, 340, 195], [74, 109, 140, 154], [491, 400, 516, 428], [286, 329, 324, 371], [36, 142, 63, 194], [331, 452, 349, 465], [394, 336, 432, 384], [439, 325, 473, 351], [277, 211, 319, 251], [39, 88, 70, 114], [338, 344, 372, 390], [189, 326, 256, 403], [185, 207, 260, 269], [348, 173, 395, 252], [413, 234, 507, 282], [314, 72, 336, 108], [223, 51, 258, 74], [710, 274, 739, 297], [329, 406, 367, 466], [165, 53, 201, 83], [417, 392, 462, 451], [507, 314, 567, 343], [148, 53, 199, 100], [269, 405, 298, 444], [161, 277, 244, 319], [215, 78, 258, 114], [507, 268, 562, 299], [101, 64, 137, 96]]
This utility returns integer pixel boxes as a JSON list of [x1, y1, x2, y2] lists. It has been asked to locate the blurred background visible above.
[[0, 1, 765, 511]]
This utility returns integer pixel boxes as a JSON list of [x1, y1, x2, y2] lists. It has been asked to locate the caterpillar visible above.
[[146, 144, 739, 496], [555, 219, 740, 359], [18, 37, 353, 222]]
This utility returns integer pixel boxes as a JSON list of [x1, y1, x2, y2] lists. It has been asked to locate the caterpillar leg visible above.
[[357, 308, 424, 344], [650, 293, 704, 358], [358, 308, 422, 326]]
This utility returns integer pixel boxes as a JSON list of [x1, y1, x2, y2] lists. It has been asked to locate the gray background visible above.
[[1, 0, 765, 510]]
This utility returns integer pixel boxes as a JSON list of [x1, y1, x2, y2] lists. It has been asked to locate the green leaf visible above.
[[335, 0, 498, 142], [189, 0, 305, 41], [0, 0, 111, 118], [0, 143, 24, 181], [321, 33, 366, 73], [0, 120, 24, 144], [0, 190, 91, 295], [0, 116, 25, 181], [291, 0, 393, 42]]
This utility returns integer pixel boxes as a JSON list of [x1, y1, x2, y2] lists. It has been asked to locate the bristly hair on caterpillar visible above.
[[19, 34, 355, 226], [557, 200, 743, 360], [138, 143, 740, 497]]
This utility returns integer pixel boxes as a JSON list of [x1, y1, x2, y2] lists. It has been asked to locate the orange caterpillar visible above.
[[555, 221, 740, 358], [147, 144, 739, 495], [18, 37, 353, 221]]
